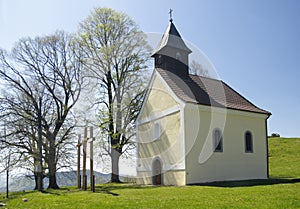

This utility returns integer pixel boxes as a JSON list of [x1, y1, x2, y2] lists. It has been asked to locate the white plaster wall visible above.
[[137, 73, 186, 185], [184, 104, 269, 184], [164, 170, 186, 186], [137, 112, 183, 167], [139, 74, 179, 121], [136, 170, 186, 186]]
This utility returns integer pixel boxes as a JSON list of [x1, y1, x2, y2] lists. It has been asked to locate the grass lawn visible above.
[[1, 137, 299, 209], [269, 137, 300, 178]]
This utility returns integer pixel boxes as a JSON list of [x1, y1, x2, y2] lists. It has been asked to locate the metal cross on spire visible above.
[[169, 8, 173, 22]]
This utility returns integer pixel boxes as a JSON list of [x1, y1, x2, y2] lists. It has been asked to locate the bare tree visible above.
[[190, 60, 209, 77], [0, 31, 83, 189], [0, 48, 47, 190], [77, 8, 151, 182]]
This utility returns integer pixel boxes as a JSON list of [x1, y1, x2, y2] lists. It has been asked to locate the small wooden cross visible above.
[[169, 8, 173, 22]]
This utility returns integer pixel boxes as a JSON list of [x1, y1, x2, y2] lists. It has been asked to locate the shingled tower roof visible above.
[[152, 20, 192, 56]]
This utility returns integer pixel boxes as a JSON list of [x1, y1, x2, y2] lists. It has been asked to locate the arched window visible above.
[[154, 122, 161, 140], [245, 131, 253, 153], [213, 129, 223, 152]]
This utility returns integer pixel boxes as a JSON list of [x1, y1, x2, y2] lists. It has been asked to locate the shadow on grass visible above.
[[40, 187, 70, 195], [94, 183, 155, 196], [98, 187, 119, 196], [191, 178, 300, 187], [0, 190, 37, 203]]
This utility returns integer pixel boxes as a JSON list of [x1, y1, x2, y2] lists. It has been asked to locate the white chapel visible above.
[[136, 18, 271, 186]]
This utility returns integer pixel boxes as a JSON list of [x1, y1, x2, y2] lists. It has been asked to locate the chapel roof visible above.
[[156, 68, 271, 115]]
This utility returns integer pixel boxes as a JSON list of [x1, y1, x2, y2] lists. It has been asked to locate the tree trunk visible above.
[[47, 137, 60, 189], [111, 148, 121, 183], [106, 71, 122, 183], [48, 161, 59, 189], [48, 172, 59, 189], [33, 172, 38, 190], [33, 155, 39, 190], [47, 160, 59, 189], [37, 98, 43, 191]]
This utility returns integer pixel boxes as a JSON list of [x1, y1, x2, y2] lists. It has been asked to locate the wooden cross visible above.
[[169, 8, 173, 22]]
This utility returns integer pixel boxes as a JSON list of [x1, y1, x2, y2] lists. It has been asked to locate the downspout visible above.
[[265, 114, 271, 179]]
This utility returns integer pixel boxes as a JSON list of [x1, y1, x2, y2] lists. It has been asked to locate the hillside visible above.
[[0, 137, 299, 209], [268, 137, 300, 178]]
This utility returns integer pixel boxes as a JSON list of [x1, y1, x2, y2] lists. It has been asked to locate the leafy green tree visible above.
[[78, 8, 150, 182]]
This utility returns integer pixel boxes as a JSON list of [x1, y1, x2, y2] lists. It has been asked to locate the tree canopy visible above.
[[78, 8, 151, 182]]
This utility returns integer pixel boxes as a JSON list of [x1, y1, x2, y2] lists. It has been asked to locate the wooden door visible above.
[[153, 159, 162, 185]]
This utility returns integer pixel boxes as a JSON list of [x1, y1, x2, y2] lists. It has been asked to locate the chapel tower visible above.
[[152, 17, 192, 78]]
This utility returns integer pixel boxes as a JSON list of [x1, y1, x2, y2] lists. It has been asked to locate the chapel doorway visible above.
[[152, 159, 162, 185]]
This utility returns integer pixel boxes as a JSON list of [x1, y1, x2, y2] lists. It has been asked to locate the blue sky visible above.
[[0, 0, 299, 137]]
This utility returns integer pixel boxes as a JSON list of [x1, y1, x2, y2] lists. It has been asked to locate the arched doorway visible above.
[[152, 158, 162, 185]]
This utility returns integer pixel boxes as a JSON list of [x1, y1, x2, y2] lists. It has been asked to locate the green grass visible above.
[[269, 137, 300, 178], [1, 183, 299, 209], [1, 137, 299, 209]]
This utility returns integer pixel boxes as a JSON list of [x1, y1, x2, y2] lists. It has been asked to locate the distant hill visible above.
[[0, 170, 111, 192]]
